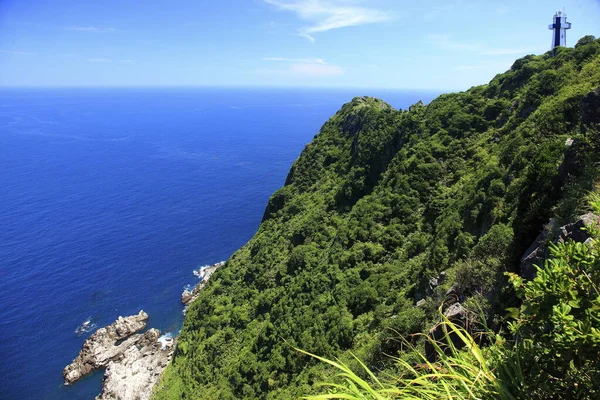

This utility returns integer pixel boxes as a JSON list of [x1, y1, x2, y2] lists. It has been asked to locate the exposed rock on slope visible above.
[[520, 213, 599, 280], [582, 86, 600, 130], [425, 302, 471, 362]]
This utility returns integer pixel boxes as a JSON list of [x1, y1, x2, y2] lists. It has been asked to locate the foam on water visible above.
[[192, 261, 225, 281], [157, 332, 176, 350], [74, 318, 97, 336]]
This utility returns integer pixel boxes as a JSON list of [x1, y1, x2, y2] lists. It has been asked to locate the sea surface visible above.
[[0, 87, 440, 399]]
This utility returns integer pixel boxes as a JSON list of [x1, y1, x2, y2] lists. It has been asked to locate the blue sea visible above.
[[0, 87, 440, 399]]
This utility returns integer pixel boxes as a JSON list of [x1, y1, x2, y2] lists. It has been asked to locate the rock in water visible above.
[[97, 329, 174, 400], [64, 310, 175, 400], [63, 310, 149, 384], [181, 289, 194, 305]]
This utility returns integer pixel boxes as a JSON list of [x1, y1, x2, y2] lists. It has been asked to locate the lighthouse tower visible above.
[[549, 10, 571, 50]]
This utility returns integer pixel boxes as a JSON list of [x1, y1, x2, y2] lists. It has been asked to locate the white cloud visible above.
[[456, 61, 515, 74], [87, 58, 133, 63], [480, 47, 538, 56], [288, 63, 344, 76], [456, 65, 484, 71], [69, 26, 116, 33], [263, 57, 325, 64], [362, 63, 381, 71], [495, 6, 512, 15], [422, 3, 459, 22], [427, 34, 482, 52], [264, 0, 390, 42], [0, 49, 33, 55], [427, 34, 542, 56], [256, 64, 344, 77], [258, 57, 344, 77]]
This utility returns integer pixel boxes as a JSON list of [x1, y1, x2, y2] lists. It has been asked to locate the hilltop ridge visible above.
[[154, 36, 600, 399]]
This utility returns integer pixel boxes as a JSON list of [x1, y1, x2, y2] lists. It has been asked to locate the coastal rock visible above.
[[182, 262, 224, 308], [97, 329, 174, 400], [181, 289, 193, 304], [63, 310, 149, 384], [64, 311, 175, 400]]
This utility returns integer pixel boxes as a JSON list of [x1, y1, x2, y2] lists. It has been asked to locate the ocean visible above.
[[0, 87, 440, 399]]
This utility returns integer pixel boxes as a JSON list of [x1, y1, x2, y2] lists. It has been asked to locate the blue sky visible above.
[[1, 0, 599, 90]]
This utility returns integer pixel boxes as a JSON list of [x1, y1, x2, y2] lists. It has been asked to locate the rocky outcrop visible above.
[[556, 139, 586, 187], [581, 86, 600, 132], [97, 329, 174, 400], [520, 213, 599, 279], [426, 271, 447, 296], [181, 262, 224, 309], [425, 302, 471, 362], [181, 289, 194, 305], [63, 311, 149, 384], [556, 213, 599, 244], [519, 220, 557, 280], [64, 311, 175, 400]]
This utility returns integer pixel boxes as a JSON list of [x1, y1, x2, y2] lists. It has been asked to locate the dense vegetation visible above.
[[306, 188, 600, 400], [154, 36, 600, 399]]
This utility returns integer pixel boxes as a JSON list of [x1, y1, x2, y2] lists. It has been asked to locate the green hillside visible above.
[[154, 36, 600, 399]]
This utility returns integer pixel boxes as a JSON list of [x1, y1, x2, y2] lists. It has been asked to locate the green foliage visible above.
[[302, 316, 517, 400], [504, 189, 600, 399], [308, 198, 600, 399], [153, 38, 600, 399]]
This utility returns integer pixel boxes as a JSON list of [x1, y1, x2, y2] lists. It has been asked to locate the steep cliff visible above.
[[154, 36, 600, 399]]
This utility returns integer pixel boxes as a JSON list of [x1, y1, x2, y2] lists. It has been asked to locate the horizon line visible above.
[[0, 84, 460, 92]]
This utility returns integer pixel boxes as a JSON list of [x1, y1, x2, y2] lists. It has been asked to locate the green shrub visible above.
[[505, 190, 600, 399]]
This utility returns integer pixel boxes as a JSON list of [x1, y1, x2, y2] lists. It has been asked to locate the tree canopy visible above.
[[153, 37, 600, 400]]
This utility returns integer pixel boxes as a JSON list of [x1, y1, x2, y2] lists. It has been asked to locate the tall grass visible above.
[[299, 315, 519, 400]]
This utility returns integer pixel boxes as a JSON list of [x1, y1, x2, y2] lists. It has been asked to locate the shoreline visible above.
[[181, 261, 224, 311], [62, 261, 224, 400]]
